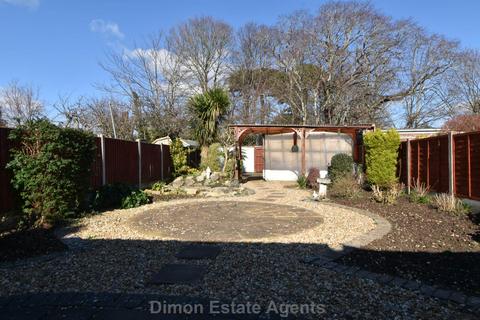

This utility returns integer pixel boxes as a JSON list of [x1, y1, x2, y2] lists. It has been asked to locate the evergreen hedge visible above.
[[7, 119, 96, 226], [363, 129, 401, 189]]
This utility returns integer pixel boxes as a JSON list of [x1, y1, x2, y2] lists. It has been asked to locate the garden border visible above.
[[302, 202, 480, 312]]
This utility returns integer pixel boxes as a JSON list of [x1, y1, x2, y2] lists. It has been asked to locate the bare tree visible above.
[[449, 50, 480, 114], [54, 95, 135, 139], [0, 80, 44, 126], [100, 32, 189, 140], [167, 16, 233, 93]]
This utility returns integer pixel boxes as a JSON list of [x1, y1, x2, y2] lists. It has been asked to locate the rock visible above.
[[229, 180, 240, 188], [196, 173, 205, 183], [184, 176, 195, 187], [171, 176, 184, 188], [183, 187, 199, 196], [210, 172, 220, 182]]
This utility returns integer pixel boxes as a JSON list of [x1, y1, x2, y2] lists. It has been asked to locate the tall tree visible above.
[[449, 50, 480, 114], [0, 80, 44, 126], [168, 16, 233, 93]]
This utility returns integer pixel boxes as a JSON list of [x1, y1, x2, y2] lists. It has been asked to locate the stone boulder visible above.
[[184, 175, 195, 187], [171, 176, 184, 188], [210, 172, 220, 182]]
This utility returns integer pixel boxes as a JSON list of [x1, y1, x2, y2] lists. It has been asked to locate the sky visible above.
[[1, 0, 480, 118]]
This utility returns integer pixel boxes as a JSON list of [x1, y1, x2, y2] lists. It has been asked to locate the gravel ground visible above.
[[0, 181, 475, 319]]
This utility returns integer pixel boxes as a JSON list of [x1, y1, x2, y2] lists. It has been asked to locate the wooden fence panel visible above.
[[410, 141, 419, 185], [470, 133, 480, 200], [418, 139, 428, 186], [162, 145, 173, 180], [90, 138, 103, 189], [141, 143, 162, 183], [454, 134, 469, 197], [104, 138, 139, 185]]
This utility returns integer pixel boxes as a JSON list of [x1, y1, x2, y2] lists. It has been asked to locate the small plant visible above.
[[328, 153, 354, 182], [409, 191, 430, 204], [329, 175, 362, 199], [372, 183, 403, 204], [201, 143, 222, 171], [307, 167, 320, 189], [297, 175, 308, 189], [170, 138, 191, 177], [121, 190, 152, 209], [432, 193, 470, 215], [151, 181, 166, 191]]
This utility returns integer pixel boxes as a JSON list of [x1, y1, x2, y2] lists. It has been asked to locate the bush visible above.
[[328, 154, 354, 182], [170, 138, 190, 177], [372, 183, 403, 204], [329, 175, 362, 199], [7, 119, 96, 226], [151, 181, 166, 191], [307, 167, 320, 189], [92, 183, 133, 210], [121, 190, 152, 209], [432, 193, 470, 215], [363, 129, 400, 188], [297, 175, 308, 189], [223, 158, 236, 179], [201, 143, 222, 171]]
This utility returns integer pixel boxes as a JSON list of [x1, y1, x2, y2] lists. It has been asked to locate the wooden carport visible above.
[[229, 124, 375, 180]]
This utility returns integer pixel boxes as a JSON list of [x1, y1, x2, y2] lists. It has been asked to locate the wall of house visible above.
[[263, 132, 353, 181]]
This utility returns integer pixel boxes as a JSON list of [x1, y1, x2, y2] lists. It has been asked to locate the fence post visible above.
[[160, 144, 164, 181], [99, 134, 106, 186], [448, 132, 454, 195], [137, 139, 142, 188], [406, 139, 411, 194]]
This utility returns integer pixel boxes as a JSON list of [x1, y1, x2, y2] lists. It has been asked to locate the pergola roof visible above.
[[229, 123, 375, 138]]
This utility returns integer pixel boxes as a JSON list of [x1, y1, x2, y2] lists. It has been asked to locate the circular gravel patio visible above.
[[129, 201, 324, 242]]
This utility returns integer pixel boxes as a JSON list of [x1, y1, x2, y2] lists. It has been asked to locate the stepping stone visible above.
[[149, 264, 206, 285], [175, 244, 221, 260]]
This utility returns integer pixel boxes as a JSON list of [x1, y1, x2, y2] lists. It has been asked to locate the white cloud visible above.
[[1, 0, 39, 9], [89, 19, 124, 39]]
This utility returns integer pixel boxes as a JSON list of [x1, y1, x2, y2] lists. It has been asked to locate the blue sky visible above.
[[1, 0, 480, 117]]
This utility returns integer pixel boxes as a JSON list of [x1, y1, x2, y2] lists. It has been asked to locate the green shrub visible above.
[[201, 143, 222, 171], [121, 190, 151, 209], [170, 138, 190, 177], [364, 129, 401, 188], [328, 153, 354, 182], [297, 175, 308, 189], [329, 175, 362, 199], [223, 158, 236, 179], [151, 181, 166, 191], [409, 192, 431, 204], [7, 119, 96, 226], [91, 183, 133, 210]]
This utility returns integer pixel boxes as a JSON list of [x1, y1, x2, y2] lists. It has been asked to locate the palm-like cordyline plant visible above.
[[189, 88, 231, 161]]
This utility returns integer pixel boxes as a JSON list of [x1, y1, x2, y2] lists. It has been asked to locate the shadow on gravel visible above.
[[1, 234, 479, 319]]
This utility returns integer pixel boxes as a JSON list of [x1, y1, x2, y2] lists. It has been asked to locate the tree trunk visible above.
[[201, 145, 209, 167]]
